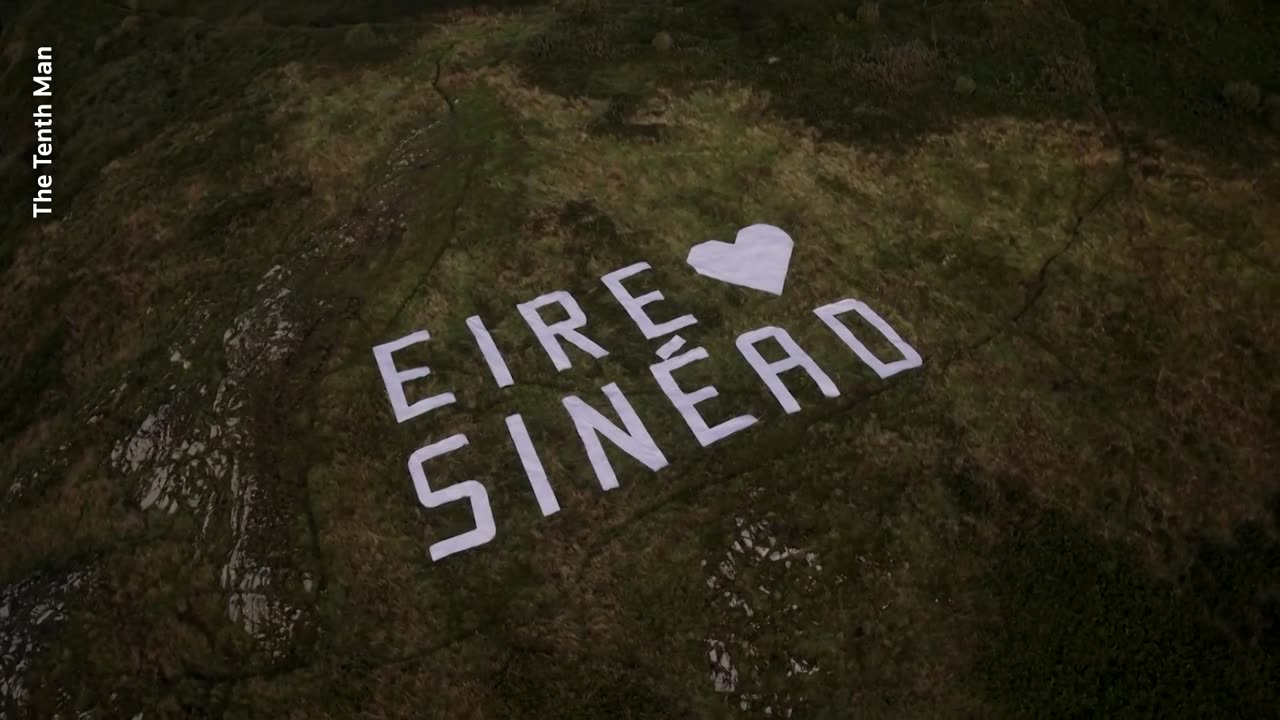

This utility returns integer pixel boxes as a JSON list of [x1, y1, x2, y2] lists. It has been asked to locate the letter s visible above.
[[407, 434, 496, 561]]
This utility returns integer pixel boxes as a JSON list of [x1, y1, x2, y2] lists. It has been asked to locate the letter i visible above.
[[466, 315, 515, 388], [506, 414, 560, 516]]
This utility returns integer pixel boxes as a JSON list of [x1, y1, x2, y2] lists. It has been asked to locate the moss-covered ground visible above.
[[1, 1, 1277, 717]]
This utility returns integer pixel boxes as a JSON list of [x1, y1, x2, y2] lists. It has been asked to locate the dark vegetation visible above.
[[0, 0, 1276, 718], [975, 491, 1280, 717], [518, 0, 1278, 154]]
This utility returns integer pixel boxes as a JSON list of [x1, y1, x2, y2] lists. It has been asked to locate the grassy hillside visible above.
[[1, 1, 1277, 718]]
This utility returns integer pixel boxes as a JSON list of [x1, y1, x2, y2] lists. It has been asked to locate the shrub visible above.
[[344, 23, 380, 52], [1223, 81, 1261, 112], [563, 0, 599, 23], [856, 2, 880, 26], [652, 31, 673, 53], [847, 41, 939, 92], [1040, 53, 1096, 96], [955, 75, 977, 96]]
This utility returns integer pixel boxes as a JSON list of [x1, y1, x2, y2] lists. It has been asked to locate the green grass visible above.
[[0, 1, 1277, 718]]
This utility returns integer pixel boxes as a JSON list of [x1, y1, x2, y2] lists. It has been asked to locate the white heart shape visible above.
[[687, 224, 793, 295]]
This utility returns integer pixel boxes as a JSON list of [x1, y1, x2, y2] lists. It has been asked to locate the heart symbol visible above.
[[687, 224, 794, 295]]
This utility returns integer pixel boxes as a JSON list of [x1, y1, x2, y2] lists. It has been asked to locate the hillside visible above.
[[1, 1, 1278, 718]]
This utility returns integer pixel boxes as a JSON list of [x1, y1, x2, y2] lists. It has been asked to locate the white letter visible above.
[[562, 382, 668, 491], [650, 346, 756, 447], [372, 330, 456, 423], [814, 299, 923, 379], [407, 434, 495, 561], [466, 315, 514, 388], [517, 290, 609, 372], [601, 262, 697, 339], [32, 76, 51, 97], [735, 326, 839, 414], [505, 414, 559, 516]]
